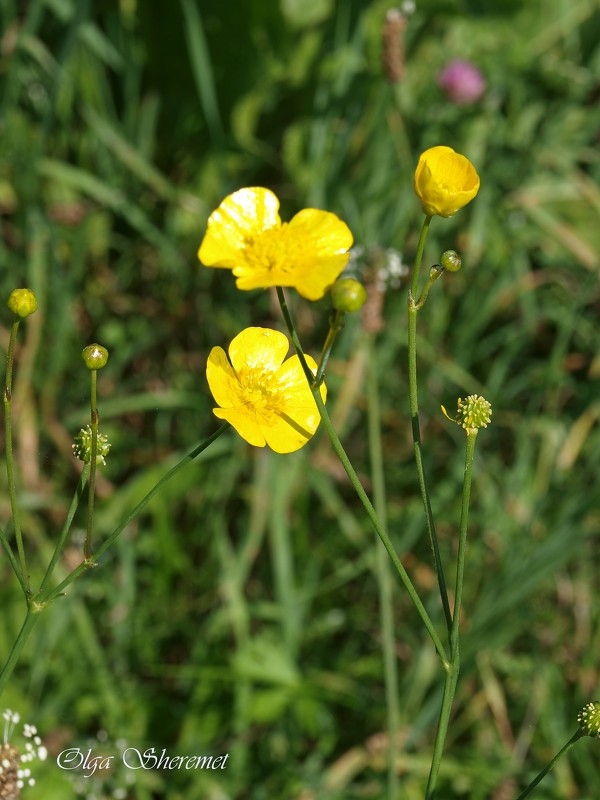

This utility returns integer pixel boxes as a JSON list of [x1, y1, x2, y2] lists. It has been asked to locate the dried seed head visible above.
[[382, 9, 407, 83], [0, 743, 20, 800]]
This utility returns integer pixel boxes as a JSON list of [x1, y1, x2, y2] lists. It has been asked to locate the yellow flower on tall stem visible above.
[[198, 187, 353, 301], [206, 327, 326, 453], [414, 146, 480, 217]]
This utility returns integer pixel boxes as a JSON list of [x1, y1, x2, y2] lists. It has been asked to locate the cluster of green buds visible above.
[[443, 394, 492, 433], [72, 426, 111, 466]]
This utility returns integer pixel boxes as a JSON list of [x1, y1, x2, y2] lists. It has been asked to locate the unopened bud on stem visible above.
[[82, 344, 109, 370], [7, 288, 38, 318], [331, 277, 368, 313]]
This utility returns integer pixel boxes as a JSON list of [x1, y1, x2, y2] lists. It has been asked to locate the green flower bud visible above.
[[330, 277, 368, 313], [7, 288, 38, 318], [72, 426, 111, 466], [440, 250, 462, 272], [442, 394, 492, 432], [578, 701, 600, 738], [82, 343, 109, 370]]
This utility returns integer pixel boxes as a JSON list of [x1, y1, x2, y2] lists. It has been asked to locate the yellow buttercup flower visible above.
[[206, 327, 326, 453], [198, 187, 353, 301], [414, 146, 480, 217]]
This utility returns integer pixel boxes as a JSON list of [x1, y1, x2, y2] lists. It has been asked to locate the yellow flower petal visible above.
[[414, 146, 480, 217], [205, 328, 326, 453], [287, 209, 353, 300], [227, 327, 289, 374], [212, 407, 266, 447], [198, 188, 353, 300], [258, 354, 326, 453], [274, 354, 325, 417], [206, 346, 240, 409], [262, 413, 316, 453], [198, 187, 281, 268]]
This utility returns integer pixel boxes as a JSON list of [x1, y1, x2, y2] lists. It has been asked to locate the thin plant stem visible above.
[[410, 214, 432, 297], [515, 729, 585, 799], [39, 465, 90, 594], [315, 310, 344, 385], [0, 523, 28, 596], [0, 426, 229, 701], [276, 287, 449, 666], [84, 368, 98, 561], [415, 266, 443, 309], [39, 423, 230, 605], [4, 317, 29, 591], [0, 607, 41, 699], [366, 335, 400, 799], [450, 431, 477, 651], [408, 218, 452, 632], [425, 429, 478, 798]]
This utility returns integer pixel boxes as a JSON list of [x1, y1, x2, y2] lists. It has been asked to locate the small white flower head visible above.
[[0, 709, 46, 795], [375, 248, 409, 291]]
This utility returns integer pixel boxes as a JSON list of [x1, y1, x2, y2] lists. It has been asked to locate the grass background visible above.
[[0, 0, 599, 797]]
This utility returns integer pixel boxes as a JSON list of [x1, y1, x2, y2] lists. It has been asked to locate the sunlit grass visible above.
[[0, 0, 599, 797]]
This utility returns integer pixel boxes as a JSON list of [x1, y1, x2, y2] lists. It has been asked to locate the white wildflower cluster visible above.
[[1, 710, 47, 798], [347, 245, 409, 291]]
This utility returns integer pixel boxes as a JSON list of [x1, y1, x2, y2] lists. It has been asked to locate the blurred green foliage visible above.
[[0, 0, 599, 797]]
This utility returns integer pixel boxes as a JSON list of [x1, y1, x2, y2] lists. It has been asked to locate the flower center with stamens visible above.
[[243, 223, 303, 275], [238, 369, 284, 422]]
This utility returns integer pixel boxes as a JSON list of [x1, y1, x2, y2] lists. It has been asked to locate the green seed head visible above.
[[82, 343, 109, 370], [7, 288, 38, 318], [443, 394, 492, 432], [578, 701, 600, 738], [457, 395, 492, 430], [330, 277, 368, 313], [72, 426, 111, 466]]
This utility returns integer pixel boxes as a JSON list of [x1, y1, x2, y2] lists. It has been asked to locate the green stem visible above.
[[515, 729, 585, 800], [39, 424, 230, 604], [84, 369, 98, 561], [0, 607, 42, 699], [276, 287, 448, 666], [39, 465, 90, 594], [426, 666, 459, 799], [4, 317, 29, 592], [366, 335, 400, 799], [415, 266, 444, 309], [410, 214, 432, 297], [425, 430, 478, 798], [0, 523, 29, 596], [315, 310, 344, 385], [407, 221, 452, 633], [450, 431, 477, 651]]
